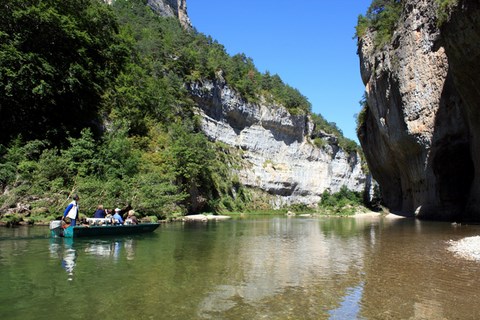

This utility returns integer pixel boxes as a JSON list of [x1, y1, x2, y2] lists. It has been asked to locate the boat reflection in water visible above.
[[84, 238, 136, 261], [49, 237, 137, 281], [49, 238, 77, 281]]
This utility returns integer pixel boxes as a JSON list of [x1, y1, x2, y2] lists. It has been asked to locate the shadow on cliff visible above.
[[423, 72, 474, 221]]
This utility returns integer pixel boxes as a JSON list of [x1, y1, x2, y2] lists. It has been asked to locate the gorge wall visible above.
[[188, 77, 367, 208], [358, 0, 480, 220]]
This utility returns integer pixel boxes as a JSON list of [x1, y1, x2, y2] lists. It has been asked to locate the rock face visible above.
[[188, 78, 367, 208], [358, 0, 480, 220], [441, 0, 480, 220], [147, 0, 192, 29], [105, 0, 191, 29]]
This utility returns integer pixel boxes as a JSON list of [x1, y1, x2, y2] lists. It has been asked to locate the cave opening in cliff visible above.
[[432, 142, 474, 219]]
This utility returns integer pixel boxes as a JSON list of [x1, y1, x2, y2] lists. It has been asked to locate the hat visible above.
[[115, 208, 121, 212], [128, 210, 135, 216]]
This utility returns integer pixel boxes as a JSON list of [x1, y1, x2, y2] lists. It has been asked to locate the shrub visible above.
[[355, 0, 403, 48], [435, 0, 459, 26], [2, 213, 22, 227], [319, 186, 364, 215], [356, 93, 368, 134]]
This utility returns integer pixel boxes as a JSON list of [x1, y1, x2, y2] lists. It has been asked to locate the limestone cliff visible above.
[[187, 77, 367, 208], [358, 0, 480, 220], [106, 0, 191, 28], [147, 0, 191, 29]]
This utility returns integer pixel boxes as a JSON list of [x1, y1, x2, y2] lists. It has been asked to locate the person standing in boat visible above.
[[62, 194, 80, 226], [113, 208, 124, 225]]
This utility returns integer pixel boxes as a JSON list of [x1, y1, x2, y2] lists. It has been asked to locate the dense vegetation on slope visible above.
[[0, 0, 128, 145], [0, 0, 360, 222]]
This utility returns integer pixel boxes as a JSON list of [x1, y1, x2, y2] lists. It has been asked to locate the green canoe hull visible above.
[[51, 223, 160, 238]]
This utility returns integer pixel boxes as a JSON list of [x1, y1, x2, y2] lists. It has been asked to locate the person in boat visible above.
[[113, 208, 124, 225], [105, 209, 113, 224], [126, 210, 138, 225], [93, 205, 106, 218], [62, 194, 80, 226]]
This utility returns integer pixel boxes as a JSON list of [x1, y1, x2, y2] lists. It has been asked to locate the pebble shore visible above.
[[447, 236, 480, 262]]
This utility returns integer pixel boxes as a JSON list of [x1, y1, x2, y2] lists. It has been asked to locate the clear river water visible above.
[[1, 215, 480, 320]]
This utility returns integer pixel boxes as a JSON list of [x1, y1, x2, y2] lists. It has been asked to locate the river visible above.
[[1, 215, 480, 319]]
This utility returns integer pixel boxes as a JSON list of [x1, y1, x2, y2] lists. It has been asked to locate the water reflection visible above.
[[329, 282, 364, 320], [84, 238, 136, 261], [49, 238, 76, 281], [358, 218, 477, 320], [191, 216, 474, 319], [3, 217, 480, 319], [196, 217, 373, 318], [48, 237, 138, 281]]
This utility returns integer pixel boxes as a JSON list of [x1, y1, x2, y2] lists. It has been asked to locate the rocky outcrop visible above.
[[104, 0, 191, 29], [147, 0, 191, 29], [188, 77, 367, 208], [358, 0, 480, 220]]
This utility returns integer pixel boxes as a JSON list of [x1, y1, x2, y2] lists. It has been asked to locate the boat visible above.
[[49, 220, 160, 238]]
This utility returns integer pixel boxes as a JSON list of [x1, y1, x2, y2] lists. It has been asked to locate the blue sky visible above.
[[187, 1, 372, 142]]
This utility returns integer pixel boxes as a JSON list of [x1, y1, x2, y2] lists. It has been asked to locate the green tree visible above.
[[0, 0, 128, 145], [0, 138, 45, 190], [320, 186, 363, 215], [97, 124, 140, 180], [164, 125, 216, 212], [62, 128, 96, 178], [435, 0, 459, 26], [355, 0, 402, 47]]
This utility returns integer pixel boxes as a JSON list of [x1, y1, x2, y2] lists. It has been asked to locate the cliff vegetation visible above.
[[355, 0, 402, 48]]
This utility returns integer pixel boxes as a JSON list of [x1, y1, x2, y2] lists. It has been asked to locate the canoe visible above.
[[49, 220, 160, 238]]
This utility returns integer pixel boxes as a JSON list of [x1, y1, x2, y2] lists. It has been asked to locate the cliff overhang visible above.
[[357, 0, 480, 221]]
